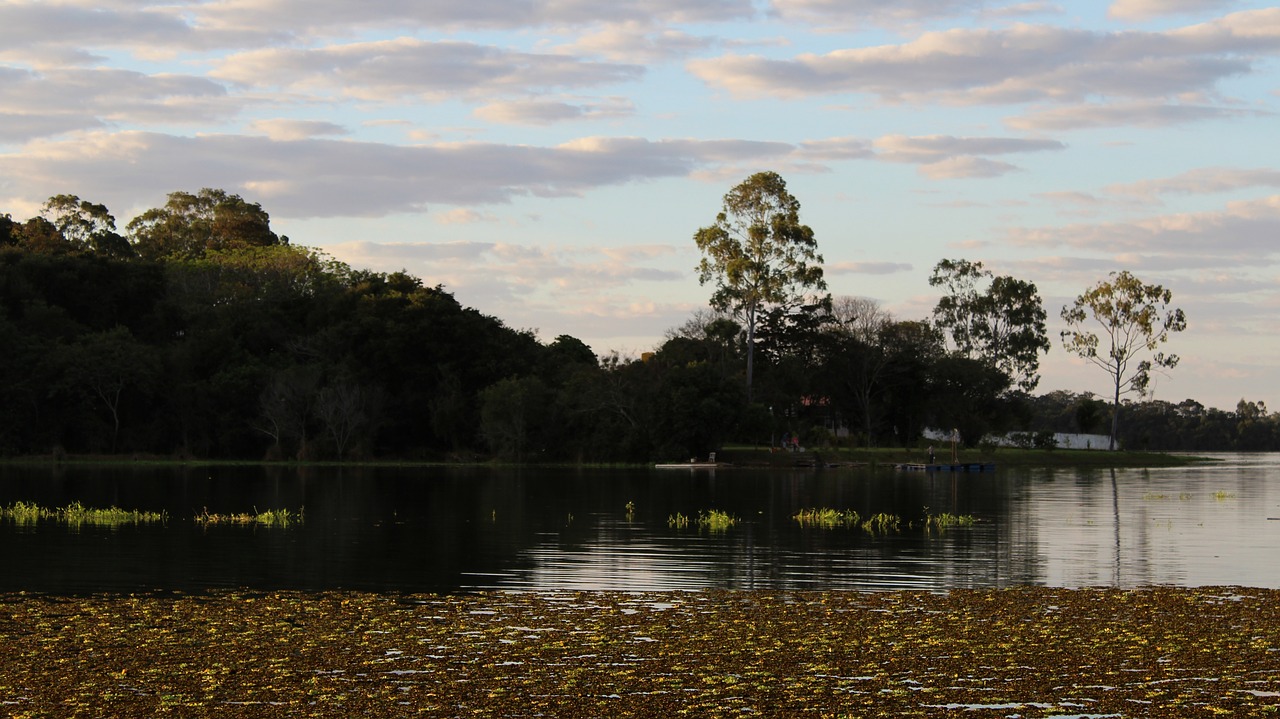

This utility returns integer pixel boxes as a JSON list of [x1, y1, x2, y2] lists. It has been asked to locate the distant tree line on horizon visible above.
[[0, 187, 1271, 461]]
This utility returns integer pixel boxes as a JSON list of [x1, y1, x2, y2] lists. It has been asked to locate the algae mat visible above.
[[2, 587, 1278, 717]]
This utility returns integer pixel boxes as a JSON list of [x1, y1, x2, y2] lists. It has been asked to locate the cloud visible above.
[[0, 67, 237, 142], [212, 39, 645, 102], [872, 134, 1065, 177], [473, 97, 636, 125], [249, 119, 350, 140], [1008, 101, 1269, 130], [688, 9, 1280, 104], [434, 209, 501, 225], [563, 21, 717, 63], [768, 0, 987, 26], [1105, 167, 1280, 200], [826, 261, 914, 275], [1006, 194, 1280, 264], [0, 130, 802, 219], [1108, 0, 1236, 21], [194, 0, 756, 37]]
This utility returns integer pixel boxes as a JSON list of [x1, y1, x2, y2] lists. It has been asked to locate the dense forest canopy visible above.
[[1, 190, 1274, 460]]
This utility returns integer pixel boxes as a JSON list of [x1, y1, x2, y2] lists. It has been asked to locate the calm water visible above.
[[1, 454, 1278, 594]]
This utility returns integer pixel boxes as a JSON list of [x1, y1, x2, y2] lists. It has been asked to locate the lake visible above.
[[2, 453, 1278, 594]]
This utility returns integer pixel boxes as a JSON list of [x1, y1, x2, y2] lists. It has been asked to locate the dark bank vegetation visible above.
[[0, 189, 1269, 464]]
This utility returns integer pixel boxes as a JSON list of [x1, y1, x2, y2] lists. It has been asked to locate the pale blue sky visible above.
[[2, 0, 1278, 410]]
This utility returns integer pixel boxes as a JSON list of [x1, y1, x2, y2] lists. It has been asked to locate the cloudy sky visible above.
[[2, 0, 1278, 411]]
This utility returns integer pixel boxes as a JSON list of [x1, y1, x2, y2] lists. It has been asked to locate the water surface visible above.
[[2, 454, 1277, 594]]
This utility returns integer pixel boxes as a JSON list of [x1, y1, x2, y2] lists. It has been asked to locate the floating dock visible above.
[[896, 462, 997, 472]]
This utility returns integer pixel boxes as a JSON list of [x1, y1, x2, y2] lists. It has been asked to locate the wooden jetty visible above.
[[896, 462, 997, 472]]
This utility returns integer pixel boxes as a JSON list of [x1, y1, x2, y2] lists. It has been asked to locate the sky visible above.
[[1, 0, 1278, 412]]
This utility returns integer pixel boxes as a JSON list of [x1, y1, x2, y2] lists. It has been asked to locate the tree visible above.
[[41, 195, 132, 258], [126, 188, 283, 260], [1060, 270, 1186, 450], [929, 259, 1050, 391], [694, 171, 828, 402]]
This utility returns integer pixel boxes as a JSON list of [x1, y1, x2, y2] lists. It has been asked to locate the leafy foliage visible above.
[[1061, 270, 1187, 449], [695, 171, 828, 401]]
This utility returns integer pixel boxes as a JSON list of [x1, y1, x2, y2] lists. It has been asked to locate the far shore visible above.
[[0, 446, 1220, 470]]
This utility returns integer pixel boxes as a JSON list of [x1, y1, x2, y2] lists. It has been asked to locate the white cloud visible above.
[[473, 97, 635, 125], [1109, 0, 1237, 21], [768, 0, 986, 27], [0, 130, 805, 219], [194, 0, 756, 37], [1105, 167, 1280, 199], [249, 119, 349, 140], [212, 39, 645, 102], [0, 67, 237, 142], [689, 10, 1280, 104], [826, 261, 914, 275], [435, 209, 500, 225], [1007, 101, 1268, 130], [1007, 194, 1280, 264], [563, 21, 716, 63]]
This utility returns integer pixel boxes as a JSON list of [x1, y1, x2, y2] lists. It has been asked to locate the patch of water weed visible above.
[[1214, 491, 1236, 501], [923, 509, 977, 532], [861, 512, 900, 534], [1, 501, 167, 529], [793, 508, 862, 529], [194, 507, 302, 527], [667, 510, 737, 532]]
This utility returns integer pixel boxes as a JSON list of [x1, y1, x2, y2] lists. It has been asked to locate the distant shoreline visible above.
[[0, 447, 1221, 470]]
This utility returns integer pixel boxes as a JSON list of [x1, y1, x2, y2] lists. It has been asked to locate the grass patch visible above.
[[1, 501, 167, 529], [194, 507, 303, 527], [793, 508, 862, 529], [668, 510, 738, 532]]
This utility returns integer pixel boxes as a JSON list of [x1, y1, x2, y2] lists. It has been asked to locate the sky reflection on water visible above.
[[1, 454, 1278, 594]]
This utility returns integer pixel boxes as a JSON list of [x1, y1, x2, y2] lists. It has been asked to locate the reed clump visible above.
[[924, 511, 977, 532], [1, 501, 167, 529], [793, 508, 862, 529], [668, 510, 737, 532], [697, 510, 737, 532], [195, 507, 302, 528]]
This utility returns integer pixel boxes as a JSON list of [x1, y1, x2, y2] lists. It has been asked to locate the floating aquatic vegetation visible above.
[[923, 510, 977, 532], [0, 501, 167, 529], [194, 507, 302, 527], [1214, 490, 1236, 501], [861, 512, 901, 534], [668, 510, 737, 532], [696, 510, 736, 532], [793, 507, 861, 529], [0, 587, 1277, 717]]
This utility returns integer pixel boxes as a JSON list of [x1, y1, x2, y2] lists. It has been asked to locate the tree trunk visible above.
[[1110, 379, 1121, 451]]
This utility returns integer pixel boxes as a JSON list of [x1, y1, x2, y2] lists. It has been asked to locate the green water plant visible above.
[[668, 510, 738, 532], [924, 510, 977, 532], [861, 513, 901, 534], [1, 501, 167, 529], [697, 510, 737, 532], [194, 507, 302, 528], [793, 508, 862, 529]]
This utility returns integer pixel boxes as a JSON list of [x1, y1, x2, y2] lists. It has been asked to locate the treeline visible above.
[[1023, 392, 1280, 452], [0, 190, 1272, 461]]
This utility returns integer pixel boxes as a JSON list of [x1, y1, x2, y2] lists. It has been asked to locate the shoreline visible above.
[[3, 586, 1277, 717]]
